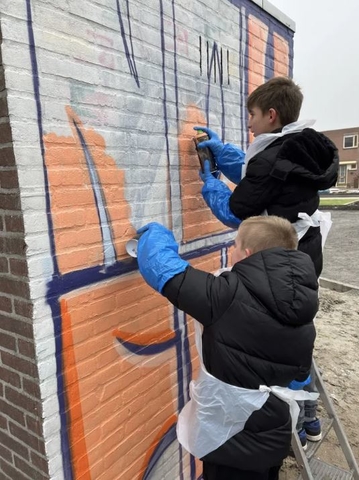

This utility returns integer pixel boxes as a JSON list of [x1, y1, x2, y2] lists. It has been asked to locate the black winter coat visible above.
[[229, 129, 339, 276], [163, 247, 318, 471]]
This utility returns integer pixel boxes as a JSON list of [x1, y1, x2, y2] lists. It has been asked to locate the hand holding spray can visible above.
[[193, 130, 217, 174], [125, 234, 141, 258]]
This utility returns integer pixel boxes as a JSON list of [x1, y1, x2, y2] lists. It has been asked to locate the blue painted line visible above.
[[171, 0, 180, 127], [46, 240, 231, 301], [72, 119, 117, 267], [25, 1, 72, 478], [181, 312, 195, 480], [159, 0, 173, 228], [205, 42, 226, 143], [47, 296, 74, 480], [25, 0, 59, 277], [173, 307, 184, 480], [143, 423, 177, 480], [115, 335, 178, 355], [182, 229, 235, 246], [182, 240, 234, 262], [116, 0, 140, 87], [265, 25, 275, 81]]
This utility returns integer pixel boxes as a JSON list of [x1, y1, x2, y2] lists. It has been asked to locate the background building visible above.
[[322, 128, 359, 188]]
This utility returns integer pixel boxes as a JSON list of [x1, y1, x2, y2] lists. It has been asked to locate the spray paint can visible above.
[[193, 130, 217, 174], [125, 234, 141, 258]]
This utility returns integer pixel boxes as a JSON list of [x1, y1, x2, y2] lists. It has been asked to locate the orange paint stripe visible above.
[[139, 414, 178, 480], [61, 298, 92, 480], [112, 328, 176, 346]]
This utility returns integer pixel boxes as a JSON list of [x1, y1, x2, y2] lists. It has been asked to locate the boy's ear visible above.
[[245, 248, 252, 258], [268, 108, 278, 124]]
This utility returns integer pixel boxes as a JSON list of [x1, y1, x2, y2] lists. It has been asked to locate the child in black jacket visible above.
[[195, 76, 339, 278], [136, 216, 318, 480]]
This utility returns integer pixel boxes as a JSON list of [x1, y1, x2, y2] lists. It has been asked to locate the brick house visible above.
[[321, 128, 359, 188]]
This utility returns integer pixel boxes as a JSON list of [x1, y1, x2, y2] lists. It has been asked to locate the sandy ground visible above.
[[281, 210, 359, 478]]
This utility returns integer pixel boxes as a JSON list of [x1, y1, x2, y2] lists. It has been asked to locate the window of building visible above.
[[338, 164, 347, 184], [343, 134, 358, 149]]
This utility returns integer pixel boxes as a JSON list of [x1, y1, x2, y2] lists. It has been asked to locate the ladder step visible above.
[[306, 417, 334, 459], [307, 458, 353, 480]]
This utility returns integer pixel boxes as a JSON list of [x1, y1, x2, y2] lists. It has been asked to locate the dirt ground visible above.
[[281, 210, 359, 478]]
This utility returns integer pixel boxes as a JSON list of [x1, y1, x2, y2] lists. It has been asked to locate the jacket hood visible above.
[[272, 128, 339, 190], [232, 247, 319, 326]]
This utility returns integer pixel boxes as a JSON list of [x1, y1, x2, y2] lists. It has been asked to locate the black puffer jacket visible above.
[[163, 247, 318, 471], [229, 129, 339, 276]]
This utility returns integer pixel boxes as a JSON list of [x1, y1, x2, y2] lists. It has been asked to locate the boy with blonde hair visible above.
[[136, 216, 318, 480], [236, 215, 298, 255]]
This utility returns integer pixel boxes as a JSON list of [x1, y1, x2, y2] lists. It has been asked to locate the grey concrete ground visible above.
[[322, 210, 359, 287]]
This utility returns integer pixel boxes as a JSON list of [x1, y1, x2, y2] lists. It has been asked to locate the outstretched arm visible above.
[[200, 160, 241, 229], [136, 222, 237, 327]]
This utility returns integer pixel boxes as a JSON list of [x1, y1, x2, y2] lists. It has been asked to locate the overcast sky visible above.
[[268, 0, 359, 132]]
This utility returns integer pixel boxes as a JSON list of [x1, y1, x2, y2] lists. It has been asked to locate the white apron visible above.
[[176, 319, 319, 459], [242, 119, 333, 246], [292, 210, 332, 247]]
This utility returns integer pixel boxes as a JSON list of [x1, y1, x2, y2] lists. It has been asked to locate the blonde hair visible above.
[[247, 76, 303, 126], [238, 216, 298, 254]]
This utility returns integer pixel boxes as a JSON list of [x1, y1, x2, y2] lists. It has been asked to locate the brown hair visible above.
[[238, 216, 298, 254], [247, 77, 303, 126]]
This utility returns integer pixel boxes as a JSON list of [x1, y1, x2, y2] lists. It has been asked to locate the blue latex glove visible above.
[[193, 126, 224, 161], [201, 168, 241, 229], [199, 160, 220, 182], [288, 375, 311, 391], [194, 127, 245, 184], [218, 144, 246, 184], [137, 222, 189, 294]]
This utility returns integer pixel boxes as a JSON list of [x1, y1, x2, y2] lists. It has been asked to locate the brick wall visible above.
[[0, 1, 294, 479], [0, 25, 49, 480]]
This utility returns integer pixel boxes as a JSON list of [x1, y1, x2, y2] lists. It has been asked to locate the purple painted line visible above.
[[116, 0, 140, 87], [25, 1, 72, 478], [72, 119, 117, 267], [205, 42, 226, 142]]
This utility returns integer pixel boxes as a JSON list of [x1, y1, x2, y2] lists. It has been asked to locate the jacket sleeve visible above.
[[202, 177, 241, 229], [229, 154, 284, 219], [162, 266, 238, 327], [216, 143, 245, 184]]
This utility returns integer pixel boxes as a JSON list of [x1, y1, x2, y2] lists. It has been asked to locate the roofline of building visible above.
[[251, 0, 296, 32], [321, 127, 359, 133]]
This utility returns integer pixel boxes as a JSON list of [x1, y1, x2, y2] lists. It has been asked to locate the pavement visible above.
[[322, 210, 359, 287]]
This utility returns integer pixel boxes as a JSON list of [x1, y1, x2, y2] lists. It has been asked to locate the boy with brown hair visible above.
[[194, 76, 339, 449], [195, 76, 338, 277], [135, 216, 318, 480]]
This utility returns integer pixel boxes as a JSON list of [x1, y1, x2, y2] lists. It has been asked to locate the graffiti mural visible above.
[[23, 0, 293, 478]]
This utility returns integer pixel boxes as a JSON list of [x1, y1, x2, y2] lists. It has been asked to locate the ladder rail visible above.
[[291, 431, 314, 480], [313, 359, 359, 479]]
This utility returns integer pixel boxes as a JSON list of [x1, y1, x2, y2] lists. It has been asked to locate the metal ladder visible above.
[[291, 359, 359, 480]]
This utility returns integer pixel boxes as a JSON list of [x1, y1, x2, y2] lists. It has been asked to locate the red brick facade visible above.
[[322, 127, 359, 188]]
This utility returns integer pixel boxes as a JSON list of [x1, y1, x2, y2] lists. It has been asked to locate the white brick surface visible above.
[[0, 0, 293, 478]]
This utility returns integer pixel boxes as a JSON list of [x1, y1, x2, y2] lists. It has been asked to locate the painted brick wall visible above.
[[0, 24, 49, 480], [0, 1, 294, 479]]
